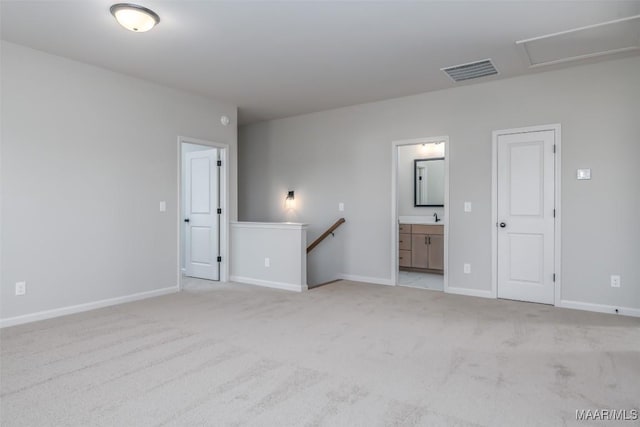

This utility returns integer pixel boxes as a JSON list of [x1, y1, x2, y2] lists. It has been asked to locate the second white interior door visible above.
[[185, 148, 219, 280], [497, 129, 555, 304]]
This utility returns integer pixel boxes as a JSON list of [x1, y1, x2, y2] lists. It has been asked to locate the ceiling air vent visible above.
[[441, 59, 498, 82]]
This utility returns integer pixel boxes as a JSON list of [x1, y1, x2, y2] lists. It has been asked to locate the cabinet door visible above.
[[399, 233, 411, 250], [411, 234, 429, 268], [399, 250, 411, 267], [428, 234, 444, 270]]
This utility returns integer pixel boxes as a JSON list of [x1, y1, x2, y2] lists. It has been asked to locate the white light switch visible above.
[[464, 202, 472, 212], [159, 201, 166, 212], [577, 169, 591, 180], [264, 258, 270, 267], [464, 264, 471, 274], [338, 202, 344, 212]]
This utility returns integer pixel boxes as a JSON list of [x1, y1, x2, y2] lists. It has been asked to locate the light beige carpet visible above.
[[1, 280, 639, 426]]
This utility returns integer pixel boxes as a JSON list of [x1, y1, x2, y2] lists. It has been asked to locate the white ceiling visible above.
[[2, 1, 639, 124]]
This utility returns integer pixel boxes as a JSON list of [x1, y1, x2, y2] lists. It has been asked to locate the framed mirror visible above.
[[414, 158, 445, 207]]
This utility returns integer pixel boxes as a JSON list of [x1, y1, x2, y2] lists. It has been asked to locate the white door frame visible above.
[[177, 136, 230, 288], [491, 124, 562, 305], [391, 136, 450, 292]]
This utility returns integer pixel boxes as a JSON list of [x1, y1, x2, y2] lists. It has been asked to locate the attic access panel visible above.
[[517, 15, 640, 68]]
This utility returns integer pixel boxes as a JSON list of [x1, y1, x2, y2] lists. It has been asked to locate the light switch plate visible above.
[[463, 264, 471, 274], [264, 258, 270, 267], [577, 169, 591, 180], [339, 202, 344, 212], [464, 202, 472, 212], [159, 201, 166, 212]]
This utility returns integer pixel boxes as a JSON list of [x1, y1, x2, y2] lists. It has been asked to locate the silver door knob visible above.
[[499, 222, 506, 228]]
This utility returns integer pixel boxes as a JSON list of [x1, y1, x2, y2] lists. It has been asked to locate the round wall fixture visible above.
[[110, 3, 160, 32], [220, 115, 230, 126]]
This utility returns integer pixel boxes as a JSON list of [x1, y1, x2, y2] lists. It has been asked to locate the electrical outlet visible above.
[[264, 258, 270, 268], [15, 281, 26, 296], [610, 275, 621, 288], [338, 202, 344, 212], [464, 264, 471, 274], [464, 202, 472, 212]]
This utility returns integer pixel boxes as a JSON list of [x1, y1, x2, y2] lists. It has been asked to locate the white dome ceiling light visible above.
[[110, 3, 160, 33]]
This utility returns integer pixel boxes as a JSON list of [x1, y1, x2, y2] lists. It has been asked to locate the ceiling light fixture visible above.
[[110, 3, 160, 33]]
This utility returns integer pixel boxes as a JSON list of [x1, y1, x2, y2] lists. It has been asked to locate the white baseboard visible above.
[[339, 274, 394, 286], [445, 286, 494, 299], [230, 276, 306, 292], [0, 286, 180, 328], [558, 300, 640, 318]]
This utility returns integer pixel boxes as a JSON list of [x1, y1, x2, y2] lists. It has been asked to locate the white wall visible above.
[[230, 222, 307, 292], [398, 143, 445, 218], [0, 42, 238, 322], [239, 56, 640, 311]]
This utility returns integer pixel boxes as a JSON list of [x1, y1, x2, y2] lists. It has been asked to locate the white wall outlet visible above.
[[610, 275, 621, 288], [15, 281, 26, 296], [159, 201, 166, 212], [338, 202, 344, 212], [264, 257, 270, 267], [464, 264, 471, 274], [464, 202, 472, 212]]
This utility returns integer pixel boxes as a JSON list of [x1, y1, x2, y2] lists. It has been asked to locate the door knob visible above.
[[499, 222, 506, 228], [184, 218, 190, 223]]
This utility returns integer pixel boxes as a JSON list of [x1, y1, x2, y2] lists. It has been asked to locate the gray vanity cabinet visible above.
[[399, 224, 444, 273]]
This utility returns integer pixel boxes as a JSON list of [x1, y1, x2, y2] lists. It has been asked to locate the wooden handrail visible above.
[[307, 218, 346, 254]]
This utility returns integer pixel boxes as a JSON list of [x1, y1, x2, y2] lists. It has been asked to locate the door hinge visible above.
[[553, 209, 556, 218], [217, 160, 222, 167], [553, 144, 556, 154], [217, 256, 222, 263], [217, 208, 222, 214], [553, 273, 556, 282]]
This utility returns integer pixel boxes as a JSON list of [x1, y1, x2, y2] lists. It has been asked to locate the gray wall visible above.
[[230, 223, 307, 292], [239, 56, 640, 309], [1, 42, 238, 320]]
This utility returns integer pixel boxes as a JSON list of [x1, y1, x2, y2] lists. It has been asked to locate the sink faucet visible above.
[[433, 212, 440, 223]]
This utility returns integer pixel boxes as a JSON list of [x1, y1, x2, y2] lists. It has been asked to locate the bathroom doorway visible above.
[[391, 137, 449, 291]]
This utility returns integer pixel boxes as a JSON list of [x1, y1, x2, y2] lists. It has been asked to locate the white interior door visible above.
[[185, 148, 219, 280], [497, 130, 555, 304]]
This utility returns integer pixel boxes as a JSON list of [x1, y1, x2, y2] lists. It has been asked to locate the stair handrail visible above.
[[307, 218, 346, 254]]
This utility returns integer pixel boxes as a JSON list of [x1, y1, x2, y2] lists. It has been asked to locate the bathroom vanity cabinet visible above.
[[399, 224, 444, 273]]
